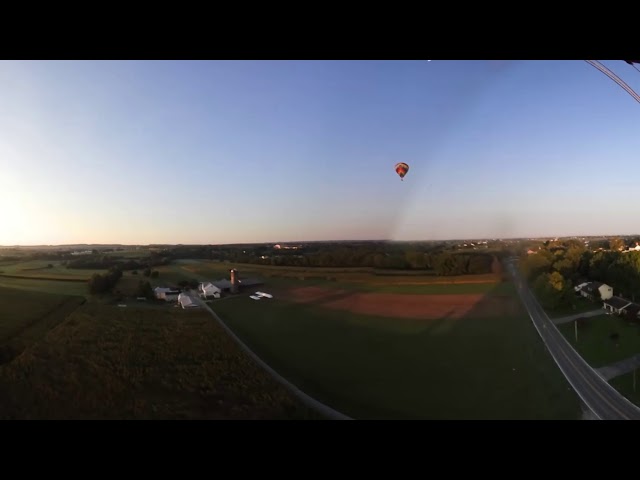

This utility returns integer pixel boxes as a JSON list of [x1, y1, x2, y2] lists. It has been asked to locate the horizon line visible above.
[[1, 234, 637, 249]]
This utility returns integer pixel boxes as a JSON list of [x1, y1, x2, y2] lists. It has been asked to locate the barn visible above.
[[205, 270, 263, 294]]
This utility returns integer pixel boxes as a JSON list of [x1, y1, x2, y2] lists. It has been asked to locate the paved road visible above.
[[507, 261, 640, 420]]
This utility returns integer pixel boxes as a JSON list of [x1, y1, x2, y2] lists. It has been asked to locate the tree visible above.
[[533, 272, 573, 310], [136, 281, 154, 299], [548, 271, 565, 292], [609, 237, 625, 252], [521, 253, 553, 281], [143, 267, 151, 277], [151, 271, 159, 278]]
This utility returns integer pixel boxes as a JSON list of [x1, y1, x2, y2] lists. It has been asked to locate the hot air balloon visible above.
[[395, 162, 409, 181]]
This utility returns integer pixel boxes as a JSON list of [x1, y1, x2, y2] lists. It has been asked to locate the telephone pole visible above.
[[575, 319, 578, 343]]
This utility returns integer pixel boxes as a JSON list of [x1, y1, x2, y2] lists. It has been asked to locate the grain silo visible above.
[[230, 268, 239, 294]]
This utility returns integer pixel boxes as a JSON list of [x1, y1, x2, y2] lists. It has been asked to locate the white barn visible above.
[[199, 282, 221, 298], [154, 287, 180, 302], [178, 293, 199, 309]]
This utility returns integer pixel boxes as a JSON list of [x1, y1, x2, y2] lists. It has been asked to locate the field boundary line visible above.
[[196, 298, 353, 420]]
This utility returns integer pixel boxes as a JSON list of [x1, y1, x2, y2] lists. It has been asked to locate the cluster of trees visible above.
[[520, 237, 640, 309], [433, 253, 503, 276], [136, 281, 154, 299], [88, 267, 123, 294]]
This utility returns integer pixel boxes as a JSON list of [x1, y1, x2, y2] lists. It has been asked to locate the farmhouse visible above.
[[178, 293, 199, 309], [603, 296, 632, 314], [579, 282, 613, 301], [154, 287, 181, 302]]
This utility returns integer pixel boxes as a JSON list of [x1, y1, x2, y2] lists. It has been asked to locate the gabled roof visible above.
[[622, 303, 640, 316], [603, 296, 631, 310], [178, 293, 197, 307], [211, 279, 232, 289], [574, 282, 589, 292], [584, 281, 610, 293]]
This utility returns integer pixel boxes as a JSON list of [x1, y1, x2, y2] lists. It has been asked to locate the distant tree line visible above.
[[66, 255, 170, 271], [163, 242, 509, 273]]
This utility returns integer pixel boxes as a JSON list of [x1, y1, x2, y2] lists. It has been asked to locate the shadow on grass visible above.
[[210, 276, 582, 420]]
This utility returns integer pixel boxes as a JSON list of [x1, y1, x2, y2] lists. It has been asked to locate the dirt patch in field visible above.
[[285, 286, 520, 319]]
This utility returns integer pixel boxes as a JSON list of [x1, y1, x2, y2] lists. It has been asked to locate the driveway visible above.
[[552, 309, 606, 325]]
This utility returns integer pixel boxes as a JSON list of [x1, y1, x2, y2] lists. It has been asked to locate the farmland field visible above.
[[212, 284, 580, 420], [0, 260, 105, 280], [0, 277, 91, 296], [0, 303, 311, 419], [0, 256, 580, 419], [0, 286, 85, 363]]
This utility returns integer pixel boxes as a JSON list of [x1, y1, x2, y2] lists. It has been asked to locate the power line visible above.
[[585, 60, 640, 104]]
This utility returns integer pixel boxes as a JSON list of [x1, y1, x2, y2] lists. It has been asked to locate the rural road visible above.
[[507, 261, 640, 420]]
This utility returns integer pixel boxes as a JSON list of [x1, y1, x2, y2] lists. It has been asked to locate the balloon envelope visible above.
[[395, 162, 409, 180]]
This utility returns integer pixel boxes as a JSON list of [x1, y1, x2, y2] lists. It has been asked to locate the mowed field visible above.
[[212, 277, 581, 419], [0, 260, 103, 280], [0, 260, 103, 297], [557, 313, 640, 407]]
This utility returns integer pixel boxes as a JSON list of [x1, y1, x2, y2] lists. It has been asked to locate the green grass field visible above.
[[609, 371, 640, 407], [0, 303, 312, 419], [558, 314, 640, 367], [0, 260, 105, 280], [547, 297, 601, 319], [0, 277, 90, 296], [211, 296, 580, 419], [175, 260, 502, 284]]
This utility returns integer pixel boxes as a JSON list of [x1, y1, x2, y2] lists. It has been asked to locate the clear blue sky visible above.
[[1, 60, 639, 245]]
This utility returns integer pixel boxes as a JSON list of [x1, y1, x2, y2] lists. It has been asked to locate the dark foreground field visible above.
[[213, 289, 581, 420], [0, 288, 86, 364], [0, 298, 312, 419]]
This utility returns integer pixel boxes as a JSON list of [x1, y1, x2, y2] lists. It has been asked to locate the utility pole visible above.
[[575, 319, 578, 343], [634, 368, 636, 393]]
